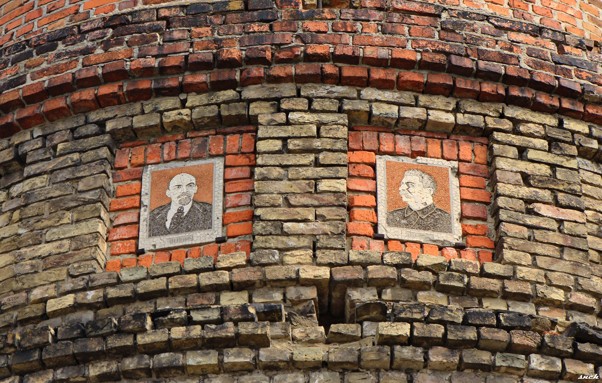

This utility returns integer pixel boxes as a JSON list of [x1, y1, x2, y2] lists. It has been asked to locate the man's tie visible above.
[[169, 206, 185, 230]]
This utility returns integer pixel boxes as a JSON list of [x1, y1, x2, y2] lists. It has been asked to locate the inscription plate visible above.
[[377, 156, 462, 245], [139, 158, 224, 250]]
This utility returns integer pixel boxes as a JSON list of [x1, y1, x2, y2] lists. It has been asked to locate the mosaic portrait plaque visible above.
[[376, 156, 462, 245], [138, 158, 224, 251]]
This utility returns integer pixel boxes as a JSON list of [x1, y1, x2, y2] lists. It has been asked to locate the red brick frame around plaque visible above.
[[106, 126, 256, 271], [347, 127, 494, 263]]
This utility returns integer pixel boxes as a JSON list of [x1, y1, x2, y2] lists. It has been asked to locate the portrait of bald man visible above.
[[149, 172, 212, 237], [387, 169, 452, 233]]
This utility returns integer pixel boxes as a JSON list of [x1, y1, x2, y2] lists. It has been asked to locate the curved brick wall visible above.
[[0, 0, 601, 382]]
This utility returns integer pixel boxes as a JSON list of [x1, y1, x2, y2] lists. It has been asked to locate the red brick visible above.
[[459, 163, 488, 177], [370, 68, 397, 89], [177, 139, 191, 159], [163, 142, 176, 162], [474, 144, 487, 164], [210, 70, 238, 90], [113, 211, 139, 227], [466, 235, 495, 249], [225, 193, 252, 208], [225, 167, 252, 180], [220, 242, 237, 254], [390, 49, 417, 69], [0, 114, 20, 139], [110, 196, 140, 212], [348, 178, 376, 192], [322, 64, 339, 84], [352, 237, 369, 250], [347, 222, 374, 237], [349, 195, 376, 207], [125, 80, 153, 105], [425, 73, 453, 96], [478, 250, 493, 263], [241, 133, 255, 153], [426, 138, 441, 158], [130, 58, 157, 78], [227, 222, 253, 237], [442, 139, 458, 160], [114, 148, 130, 169], [388, 240, 404, 251], [405, 242, 421, 261], [102, 60, 128, 83], [462, 224, 489, 236], [397, 71, 425, 92], [305, 45, 330, 62], [154, 252, 171, 264], [460, 249, 477, 261], [110, 240, 137, 256], [448, 55, 474, 76], [113, 168, 143, 183], [349, 163, 375, 178], [363, 46, 389, 67], [362, 131, 378, 150], [209, 136, 224, 155], [295, 63, 322, 84], [202, 243, 219, 259], [146, 143, 162, 164], [46, 72, 75, 96], [240, 67, 264, 87], [109, 224, 139, 241], [506, 86, 534, 108], [16, 104, 45, 129], [441, 247, 458, 260], [461, 203, 488, 220], [171, 249, 187, 265], [341, 66, 368, 87], [532, 92, 560, 114], [423, 244, 439, 256], [225, 154, 255, 166], [479, 82, 506, 103], [585, 104, 602, 125], [460, 187, 492, 203], [188, 52, 214, 71], [459, 175, 486, 189], [348, 151, 376, 164], [138, 254, 153, 268], [217, 48, 243, 68], [559, 98, 584, 119], [419, 52, 447, 72], [454, 77, 480, 99], [71, 89, 99, 114], [267, 65, 294, 83], [225, 179, 254, 193], [349, 131, 363, 150], [395, 135, 411, 156], [115, 182, 141, 197], [183, 73, 209, 93], [350, 208, 377, 223], [225, 135, 239, 154], [153, 77, 181, 97], [22, 83, 47, 104], [333, 45, 361, 64], [106, 259, 121, 272], [459, 141, 473, 162], [158, 56, 186, 75], [42, 97, 71, 122], [410, 136, 426, 157], [97, 83, 125, 107]]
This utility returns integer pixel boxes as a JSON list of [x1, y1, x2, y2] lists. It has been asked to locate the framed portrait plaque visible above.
[[138, 158, 224, 250], [376, 156, 462, 245]]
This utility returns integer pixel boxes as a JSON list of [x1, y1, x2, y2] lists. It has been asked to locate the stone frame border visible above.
[[138, 157, 224, 251], [376, 155, 462, 246]]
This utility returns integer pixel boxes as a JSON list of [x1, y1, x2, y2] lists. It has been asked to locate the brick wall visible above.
[[347, 128, 494, 263], [0, 0, 601, 381], [0, 0, 601, 47], [108, 124, 255, 271]]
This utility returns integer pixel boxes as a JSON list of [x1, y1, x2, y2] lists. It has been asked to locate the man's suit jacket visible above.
[[387, 204, 452, 233], [149, 201, 212, 237]]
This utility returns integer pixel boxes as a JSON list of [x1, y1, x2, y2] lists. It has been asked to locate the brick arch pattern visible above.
[[0, 0, 602, 139]]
